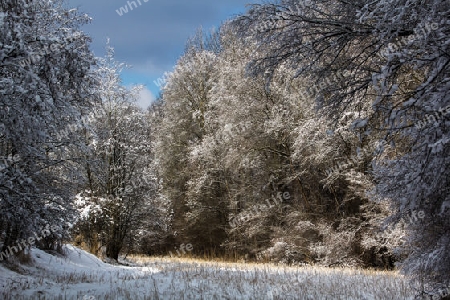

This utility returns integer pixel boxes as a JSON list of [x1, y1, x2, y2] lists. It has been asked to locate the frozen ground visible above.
[[0, 245, 417, 299]]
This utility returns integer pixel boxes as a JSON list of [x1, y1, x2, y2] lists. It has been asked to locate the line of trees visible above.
[[151, 0, 449, 295], [0, 0, 167, 263]]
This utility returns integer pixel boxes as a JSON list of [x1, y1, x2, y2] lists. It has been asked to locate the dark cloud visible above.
[[66, 0, 259, 107]]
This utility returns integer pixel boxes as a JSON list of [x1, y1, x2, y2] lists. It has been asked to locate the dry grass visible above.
[[1, 253, 418, 299], [124, 254, 415, 299]]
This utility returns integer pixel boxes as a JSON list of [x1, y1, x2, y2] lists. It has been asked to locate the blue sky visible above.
[[66, 0, 260, 108]]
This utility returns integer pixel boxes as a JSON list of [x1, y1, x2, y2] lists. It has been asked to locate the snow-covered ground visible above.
[[0, 245, 416, 299]]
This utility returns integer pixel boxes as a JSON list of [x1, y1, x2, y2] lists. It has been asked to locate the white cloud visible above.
[[136, 87, 156, 110], [136, 59, 172, 76]]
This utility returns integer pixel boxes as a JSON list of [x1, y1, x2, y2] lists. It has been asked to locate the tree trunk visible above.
[[105, 241, 121, 261], [105, 227, 124, 261]]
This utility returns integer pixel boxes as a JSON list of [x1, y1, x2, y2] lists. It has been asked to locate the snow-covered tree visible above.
[[234, 0, 449, 292], [153, 29, 227, 252], [0, 0, 97, 253], [154, 21, 388, 265], [206, 27, 300, 257], [359, 0, 450, 292], [73, 45, 156, 261]]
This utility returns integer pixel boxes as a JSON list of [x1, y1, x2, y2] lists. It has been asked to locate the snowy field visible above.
[[0, 245, 416, 299]]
